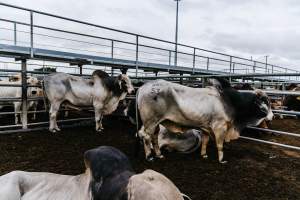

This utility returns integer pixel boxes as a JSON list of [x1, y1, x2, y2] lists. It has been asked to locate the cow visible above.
[[125, 99, 202, 154], [0, 75, 40, 124], [44, 70, 134, 132], [283, 85, 300, 113], [136, 78, 274, 163], [0, 146, 186, 200]]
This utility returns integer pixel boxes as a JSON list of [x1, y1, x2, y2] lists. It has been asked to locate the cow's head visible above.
[[27, 76, 40, 85], [253, 89, 274, 124], [9, 74, 21, 82], [84, 146, 134, 198], [117, 74, 134, 94]]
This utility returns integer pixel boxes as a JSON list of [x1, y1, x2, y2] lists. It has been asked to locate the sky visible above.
[[0, 0, 300, 72]]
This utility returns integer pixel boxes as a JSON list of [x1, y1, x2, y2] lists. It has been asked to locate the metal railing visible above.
[[0, 2, 299, 79]]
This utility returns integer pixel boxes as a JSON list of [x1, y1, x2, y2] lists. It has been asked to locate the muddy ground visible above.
[[0, 117, 299, 200]]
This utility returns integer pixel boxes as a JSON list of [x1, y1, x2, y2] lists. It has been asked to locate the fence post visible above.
[[30, 11, 34, 58], [229, 56, 232, 82], [111, 40, 114, 76], [229, 56, 232, 73], [253, 61, 256, 73], [168, 51, 172, 66], [14, 22, 17, 45], [206, 57, 209, 70], [21, 59, 28, 129], [79, 64, 82, 75], [135, 36, 139, 77], [192, 48, 196, 74]]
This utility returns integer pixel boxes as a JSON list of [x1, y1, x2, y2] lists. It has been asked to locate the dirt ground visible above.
[[0, 117, 299, 200]]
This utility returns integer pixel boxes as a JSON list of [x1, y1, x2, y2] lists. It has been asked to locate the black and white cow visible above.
[[0, 146, 186, 200], [44, 70, 134, 132], [136, 78, 273, 163]]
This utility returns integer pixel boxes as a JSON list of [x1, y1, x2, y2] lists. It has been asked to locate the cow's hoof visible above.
[[146, 156, 155, 162], [219, 160, 228, 164], [202, 154, 208, 159], [156, 154, 165, 159], [50, 129, 56, 133], [96, 129, 104, 133]]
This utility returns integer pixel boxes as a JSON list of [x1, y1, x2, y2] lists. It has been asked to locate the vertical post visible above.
[[174, 0, 180, 67], [192, 48, 196, 74], [79, 64, 82, 76], [30, 11, 34, 58], [135, 36, 139, 77], [168, 51, 172, 66], [229, 56, 232, 82], [229, 56, 232, 73], [271, 65, 274, 74], [14, 22, 17, 45], [180, 72, 183, 84], [111, 40, 114, 76], [232, 63, 235, 73], [253, 61, 256, 73], [265, 55, 268, 73], [202, 78, 206, 88], [206, 57, 209, 70], [21, 59, 28, 129]]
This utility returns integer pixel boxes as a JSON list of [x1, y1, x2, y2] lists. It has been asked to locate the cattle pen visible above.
[[0, 3, 300, 199]]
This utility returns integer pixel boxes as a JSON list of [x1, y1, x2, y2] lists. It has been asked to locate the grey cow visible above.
[[44, 70, 134, 132], [136, 78, 273, 163]]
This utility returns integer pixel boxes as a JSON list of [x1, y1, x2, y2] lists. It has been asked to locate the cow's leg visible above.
[[94, 109, 104, 132], [14, 102, 21, 124], [151, 126, 164, 159], [49, 102, 61, 133], [138, 126, 153, 161], [201, 134, 210, 159], [212, 121, 227, 164], [31, 102, 37, 121]]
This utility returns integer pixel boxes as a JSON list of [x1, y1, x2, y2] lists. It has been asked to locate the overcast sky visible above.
[[1, 0, 300, 71]]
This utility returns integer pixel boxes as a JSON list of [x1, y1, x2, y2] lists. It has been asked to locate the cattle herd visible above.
[[0, 70, 300, 199]]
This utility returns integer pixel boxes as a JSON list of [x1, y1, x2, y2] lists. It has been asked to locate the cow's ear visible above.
[[254, 89, 264, 98]]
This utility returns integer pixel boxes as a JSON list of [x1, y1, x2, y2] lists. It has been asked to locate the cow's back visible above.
[[127, 170, 184, 200], [137, 79, 227, 126], [44, 73, 70, 101]]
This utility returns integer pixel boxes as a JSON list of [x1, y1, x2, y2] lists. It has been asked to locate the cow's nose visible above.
[[128, 88, 134, 94], [32, 91, 37, 95]]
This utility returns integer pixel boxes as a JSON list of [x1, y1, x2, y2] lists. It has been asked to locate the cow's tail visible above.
[[182, 193, 192, 200], [134, 89, 142, 157]]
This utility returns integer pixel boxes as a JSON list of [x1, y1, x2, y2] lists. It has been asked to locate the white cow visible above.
[[0, 75, 40, 124], [0, 146, 186, 200], [136, 78, 274, 163], [44, 70, 134, 132]]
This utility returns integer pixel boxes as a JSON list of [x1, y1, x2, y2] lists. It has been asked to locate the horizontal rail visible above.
[[239, 136, 300, 151], [247, 127, 300, 138]]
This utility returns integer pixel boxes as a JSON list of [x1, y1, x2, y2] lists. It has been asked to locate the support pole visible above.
[[111, 40, 114, 76], [21, 59, 28, 129], [135, 36, 139, 77], [192, 48, 196, 74], [30, 11, 34, 58], [14, 22, 17, 45], [79, 64, 82, 75]]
